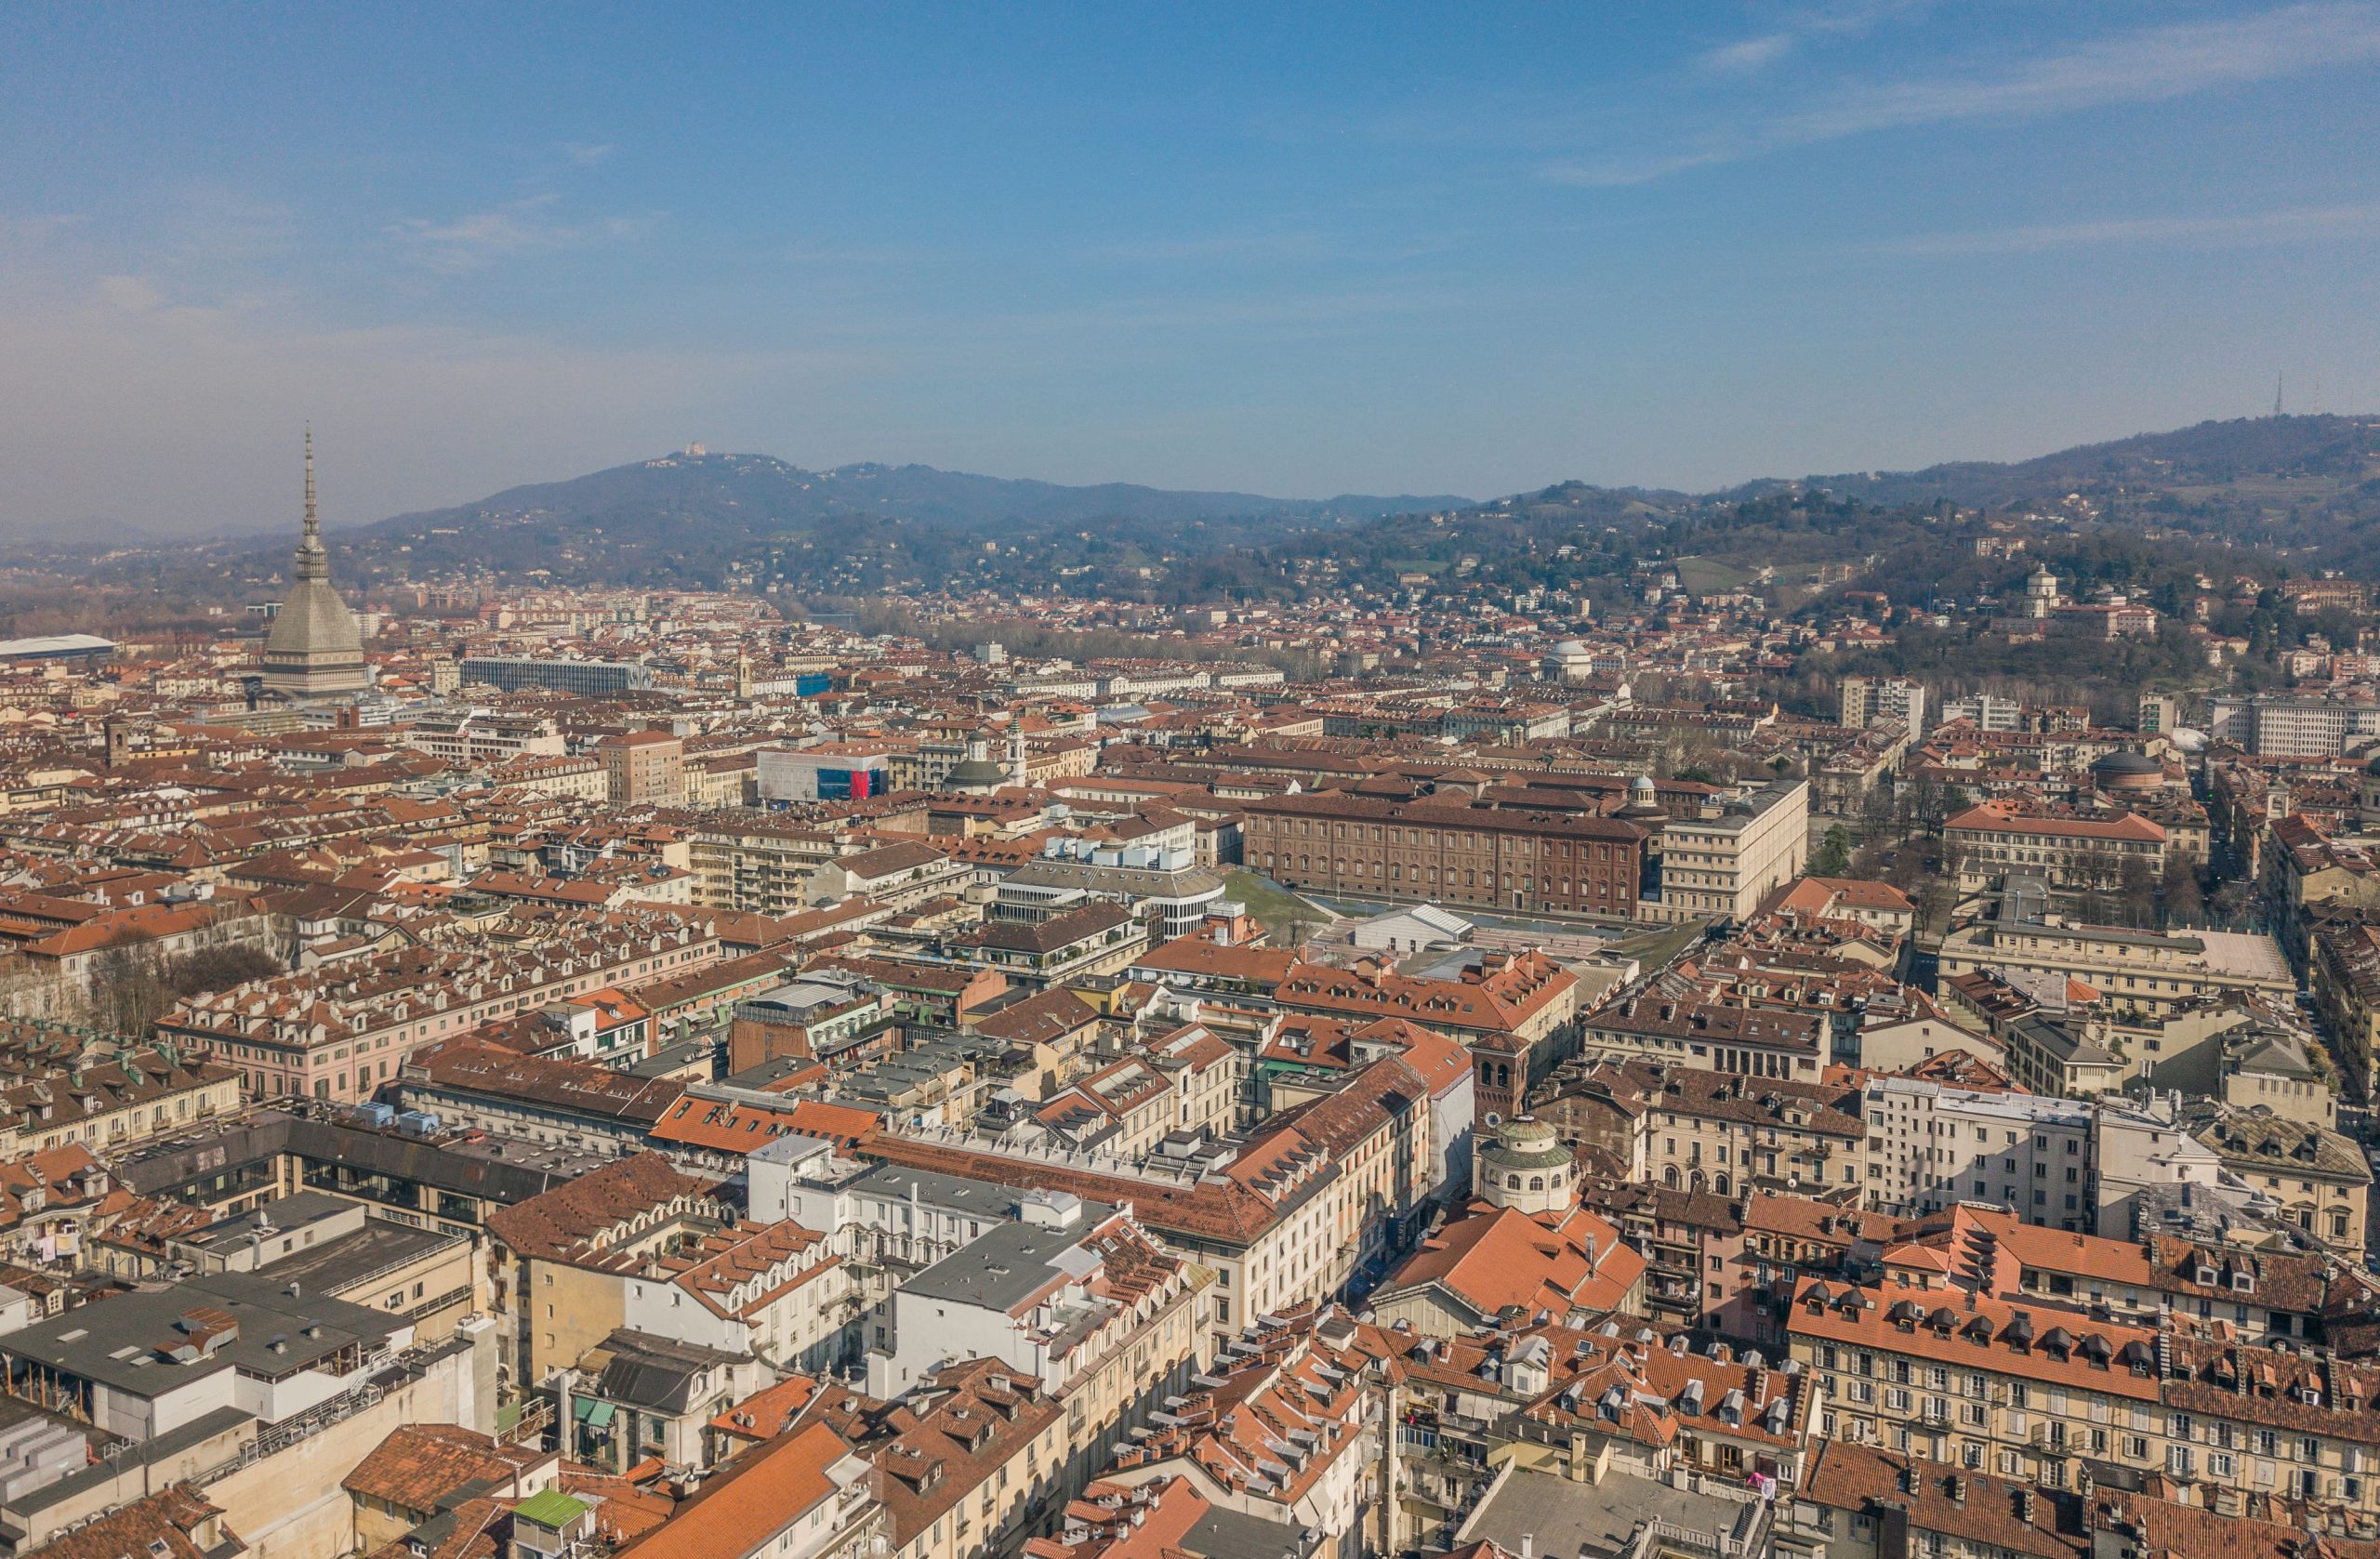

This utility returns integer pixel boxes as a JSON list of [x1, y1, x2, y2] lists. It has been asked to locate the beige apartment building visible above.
[[161, 914, 722, 1103], [2313, 918, 2380, 1094], [1540, 1061, 1863, 1198], [483, 1152, 731, 1387], [1790, 1277, 2380, 1511], [600, 729, 685, 805], [1946, 802, 2170, 893], [485, 753, 605, 799], [681, 817, 839, 914], [0, 1046, 241, 1156], [1642, 778, 1810, 923], [1939, 914, 2294, 1020], [2185, 1101, 2370, 1252], [815, 1359, 1067, 1559], [867, 1047, 1448, 1345]]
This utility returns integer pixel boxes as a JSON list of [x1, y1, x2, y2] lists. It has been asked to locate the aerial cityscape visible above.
[[4, 9, 2380, 1559]]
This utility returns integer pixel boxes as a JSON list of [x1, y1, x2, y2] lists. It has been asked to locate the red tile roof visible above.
[[612, 1421, 854, 1559]]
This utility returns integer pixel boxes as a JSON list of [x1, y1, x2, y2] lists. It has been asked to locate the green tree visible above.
[[1811, 826, 1853, 878]]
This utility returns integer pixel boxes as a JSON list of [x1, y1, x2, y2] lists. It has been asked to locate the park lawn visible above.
[[1673, 556, 1752, 596], [1609, 917, 1711, 970], [1222, 870, 1332, 940]]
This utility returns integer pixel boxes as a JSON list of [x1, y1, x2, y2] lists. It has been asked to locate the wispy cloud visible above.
[[1559, 2, 2380, 185], [1696, 0, 1926, 75], [1867, 201, 2380, 256], [386, 194, 656, 271], [560, 140, 616, 165], [1700, 33, 1797, 75], [1547, 147, 1738, 188]]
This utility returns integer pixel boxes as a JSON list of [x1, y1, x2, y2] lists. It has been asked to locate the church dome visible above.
[[1475, 1116, 1576, 1213], [1614, 774, 1667, 822], [1481, 1116, 1569, 1170], [2088, 751, 2163, 791], [946, 733, 1009, 791]]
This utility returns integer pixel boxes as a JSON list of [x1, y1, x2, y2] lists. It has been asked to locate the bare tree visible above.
[[2161, 855, 2205, 927], [2117, 855, 2158, 928]]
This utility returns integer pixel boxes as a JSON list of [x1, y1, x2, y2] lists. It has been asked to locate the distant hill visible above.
[[294, 449, 1465, 590], [1225, 415, 2380, 606], [62, 414, 2380, 599], [362, 449, 1460, 542], [1727, 414, 2380, 511]]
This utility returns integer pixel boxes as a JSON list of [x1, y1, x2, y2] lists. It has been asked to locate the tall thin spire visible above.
[[293, 426, 328, 582], [303, 425, 319, 547]]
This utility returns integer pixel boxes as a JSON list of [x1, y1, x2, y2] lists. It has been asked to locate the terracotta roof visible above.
[[1025, 1476, 1210, 1559], [970, 987, 1100, 1047], [484, 1152, 721, 1267], [1131, 935, 1298, 985], [342, 1424, 549, 1514], [612, 1421, 854, 1559], [810, 1358, 1061, 1546], [1789, 1276, 2162, 1399], [959, 901, 1135, 955], [406, 1041, 686, 1125], [31, 1486, 237, 1559], [1382, 1202, 1644, 1322], [1946, 801, 2166, 843], [1275, 949, 1576, 1037], [2088, 1485, 2380, 1559], [1109, 1313, 1372, 1507], [653, 1094, 883, 1154], [709, 1373, 822, 1446], [1803, 1440, 2082, 1559]]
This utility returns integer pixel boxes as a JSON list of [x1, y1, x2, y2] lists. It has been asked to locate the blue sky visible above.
[[3, 2, 2377, 536]]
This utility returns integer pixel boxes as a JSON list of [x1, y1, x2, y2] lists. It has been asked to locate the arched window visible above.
[[1507, 1173, 1524, 1190], [1528, 1176, 1545, 1191], [1662, 1166, 1680, 1189], [1713, 1172, 1731, 1196]]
